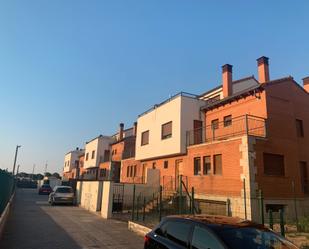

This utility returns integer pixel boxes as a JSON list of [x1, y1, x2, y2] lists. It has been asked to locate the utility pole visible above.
[[12, 145, 21, 175], [32, 164, 36, 181], [44, 161, 48, 175]]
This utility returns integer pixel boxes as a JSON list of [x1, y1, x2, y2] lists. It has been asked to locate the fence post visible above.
[[258, 189, 264, 225], [226, 198, 231, 217], [191, 187, 195, 215], [279, 209, 285, 237], [292, 180, 299, 231], [143, 197, 146, 222], [136, 196, 140, 220], [159, 186, 162, 222], [179, 175, 183, 215], [131, 184, 136, 221], [269, 210, 273, 230], [243, 178, 247, 220]]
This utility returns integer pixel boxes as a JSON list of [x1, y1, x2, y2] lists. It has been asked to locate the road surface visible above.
[[0, 188, 144, 249]]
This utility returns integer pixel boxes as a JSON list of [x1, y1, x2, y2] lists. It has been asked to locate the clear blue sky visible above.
[[0, 1, 308, 174]]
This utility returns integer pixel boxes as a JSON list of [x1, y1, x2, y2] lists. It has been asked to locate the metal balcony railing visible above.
[[186, 115, 266, 146]]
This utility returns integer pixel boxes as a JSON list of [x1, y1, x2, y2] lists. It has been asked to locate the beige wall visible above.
[[84, 136, 114, 169], [135, 95, 205, 160], [76, 181, 103, 212], [63, 150, 84, 173]]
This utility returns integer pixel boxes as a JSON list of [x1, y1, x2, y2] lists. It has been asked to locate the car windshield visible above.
[[42, 185, 51, 188], [215, 227, 297, 249], [56, 187, 73, 193]]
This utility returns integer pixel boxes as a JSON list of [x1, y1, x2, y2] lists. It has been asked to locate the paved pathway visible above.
[[0, 188, 144, 249]]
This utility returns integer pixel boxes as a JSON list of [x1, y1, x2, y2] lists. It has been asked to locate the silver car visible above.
[[48, 186, 74, 205]]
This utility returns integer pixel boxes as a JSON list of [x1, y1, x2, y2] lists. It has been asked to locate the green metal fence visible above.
[[0, 169, 14, 216]]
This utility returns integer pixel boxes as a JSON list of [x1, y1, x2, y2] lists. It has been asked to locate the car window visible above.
[[191, 225, 225, 249], [159, 220, 191, 247], [216, 227, 298, 249], [56, 187, 73, 193]]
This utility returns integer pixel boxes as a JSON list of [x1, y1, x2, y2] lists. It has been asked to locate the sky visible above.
[[0, 1, 308, 174]]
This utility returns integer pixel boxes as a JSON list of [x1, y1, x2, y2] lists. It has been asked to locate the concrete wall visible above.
[[76, 181, 103, 212]]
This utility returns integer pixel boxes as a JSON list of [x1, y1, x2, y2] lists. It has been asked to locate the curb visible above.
[[0, 192, 15, 240], [128, 221, 151, 236]]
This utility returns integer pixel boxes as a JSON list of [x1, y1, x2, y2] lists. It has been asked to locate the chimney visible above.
[[257, 56, 270, 83], [119, 123, 124, 140], [133, 122, 137, 136], [222, 64, 233, 98], [303, 77, 309, 93]]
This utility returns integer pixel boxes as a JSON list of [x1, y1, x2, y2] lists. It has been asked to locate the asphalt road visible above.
[[0, 188, 144, 249]]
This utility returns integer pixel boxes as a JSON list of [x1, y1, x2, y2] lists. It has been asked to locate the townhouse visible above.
[[62, 148, 84, 180], [98, 123, 136, 181], [62, 56, 309, 221], [121, 56, 309, 220]]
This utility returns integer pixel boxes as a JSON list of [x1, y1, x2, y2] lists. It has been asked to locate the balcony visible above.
[[186, 115, 266, 146]]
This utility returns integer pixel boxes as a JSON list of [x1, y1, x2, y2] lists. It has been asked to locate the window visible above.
[[130, 166, 133, 177], [203, 156, 211, 175], [85, 153, 89, 161], [133, 165, 137, 177], [214, 154, 222, 175], [300, 161, 308, 194], [126, 166, 130, 177], [103, 150, 110, 162], [211, 119, 219, 130], [264, 153, 285, 176], [224, 115, 232, 127], [192, 225, 225, 249], [141, 130, 149, 146], [194, 157, 201, 175], [91, 150, 95, 159], [159, 221, 191, 247], [296, 119, 304, 137], [152, 162, 156, 169], [100, 169, 107, 177], [161, 121, 172, 139], [164, 160, 168, 169]]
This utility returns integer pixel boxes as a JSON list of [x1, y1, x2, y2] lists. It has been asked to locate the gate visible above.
[[112, 183, 124, 213]]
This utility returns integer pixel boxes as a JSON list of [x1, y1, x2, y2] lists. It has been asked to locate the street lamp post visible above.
[[12, 145, 21, 175]]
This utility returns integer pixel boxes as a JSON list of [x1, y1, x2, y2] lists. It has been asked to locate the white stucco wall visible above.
[[84, 136, 114, 169], [135, 95, 205, 161], [63, 149, 84, 173]]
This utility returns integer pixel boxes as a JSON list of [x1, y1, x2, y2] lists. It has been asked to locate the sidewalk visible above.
[[0, 188, 144, 249]]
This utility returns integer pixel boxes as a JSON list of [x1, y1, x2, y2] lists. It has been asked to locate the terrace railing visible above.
[[186, 115, 266, 146]]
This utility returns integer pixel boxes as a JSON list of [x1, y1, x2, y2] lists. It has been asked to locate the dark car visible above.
[[144, 215, 298, 249], [38, 184, 53, 195]]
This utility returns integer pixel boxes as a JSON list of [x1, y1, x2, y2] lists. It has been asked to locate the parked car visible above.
[[144, 215, 298, 249], [38, 184, 53, 195], [48, 186, 74, 205]]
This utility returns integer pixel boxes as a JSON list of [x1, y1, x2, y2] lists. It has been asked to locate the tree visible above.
[[52, 172, 61, 179], [36, 173, 44, 180], [44, 172, 51, 177]]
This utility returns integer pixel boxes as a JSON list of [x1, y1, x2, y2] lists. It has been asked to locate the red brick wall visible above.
[[254, 80, 309, 198], [186, 138, 243, 197]]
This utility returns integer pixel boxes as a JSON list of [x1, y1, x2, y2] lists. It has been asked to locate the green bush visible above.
[[298, 216, 309, 233]]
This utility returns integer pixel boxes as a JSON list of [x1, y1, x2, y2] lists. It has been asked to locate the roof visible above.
[[198, 75, 257, 98], [201, 76, 296, 112], [85, 134, 113, 144], [138, 92, 199, 118], [166, 215, 261, 228], [201, 84, 264, 111]]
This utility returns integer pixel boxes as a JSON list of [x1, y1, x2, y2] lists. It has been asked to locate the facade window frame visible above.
[[161, 121, 173, 140], [141, 130, 149, 146]]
